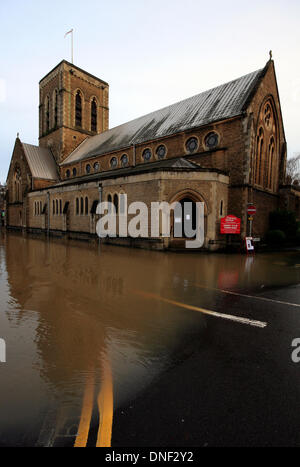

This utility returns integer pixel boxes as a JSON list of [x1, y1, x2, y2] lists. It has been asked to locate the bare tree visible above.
[[286, 154, 300, 185]]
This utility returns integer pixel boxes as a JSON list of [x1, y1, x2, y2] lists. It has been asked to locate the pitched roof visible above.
[[62, 66, 265, 166], [22, 143, 58, 180], [52, 157, 226, 189]]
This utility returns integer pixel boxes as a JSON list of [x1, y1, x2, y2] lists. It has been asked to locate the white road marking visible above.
[[134, 290, 267, 328], [195, 283, 300, 308]]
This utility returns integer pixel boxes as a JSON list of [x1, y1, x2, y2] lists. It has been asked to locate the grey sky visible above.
[[0, 0, 299, 183]]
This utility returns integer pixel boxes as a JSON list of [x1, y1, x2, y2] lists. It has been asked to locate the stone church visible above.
[[5, 57, 292, 249]]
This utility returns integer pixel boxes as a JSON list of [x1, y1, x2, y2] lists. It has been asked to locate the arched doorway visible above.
[[175, 197, 197, 238], [169, 190, 207, 249]]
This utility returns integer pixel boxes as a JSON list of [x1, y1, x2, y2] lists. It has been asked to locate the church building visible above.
[[5, 57, 290, 249]]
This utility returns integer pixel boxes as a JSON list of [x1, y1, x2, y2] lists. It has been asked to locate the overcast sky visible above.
[[0, 0, 299, 183]]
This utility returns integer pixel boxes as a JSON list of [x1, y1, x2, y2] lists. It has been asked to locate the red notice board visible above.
[[220, 215, 241, 234]]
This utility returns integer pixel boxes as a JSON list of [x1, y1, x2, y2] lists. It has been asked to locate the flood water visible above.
[[1, 231, 300, 446]]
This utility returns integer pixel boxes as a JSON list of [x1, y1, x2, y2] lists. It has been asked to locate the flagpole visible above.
[[64, 29, 74, 64], [71, 29, 74, 63]]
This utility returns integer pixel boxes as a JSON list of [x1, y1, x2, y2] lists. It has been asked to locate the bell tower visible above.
[[39, 60, 109, 163]]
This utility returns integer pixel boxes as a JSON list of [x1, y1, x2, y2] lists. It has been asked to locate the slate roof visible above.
[[22, 143, 59, 180], [62, 66, 265, 166]]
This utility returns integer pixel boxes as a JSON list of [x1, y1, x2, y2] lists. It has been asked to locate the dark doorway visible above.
[[174, 197, 197, 238]]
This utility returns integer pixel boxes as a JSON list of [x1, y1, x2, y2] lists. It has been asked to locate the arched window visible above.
[[267, 137, 275, 190], [13, 167, 21, 202], [40, 201, 42, 215], [45, 96, 50, 132], [60, 199, 62, 215], [75, 90, 82, 127], [76, 198, 79, 215], [107, 194, 112, 213], [53, 200, 55, 215], [56, 199, 58, 215], [254, 99, 278, 190], [156, 145, 166, 159], [53, 89, 58, 128], [93, 162, 100, 172], [121, 154, 128, 167], [264, 104, 272, 128], [110, 157, 118, 169], [91, 98, 97, 132], [85, 197, 89, 215], [80, 197, 84, 215], [113, 193, 118, 214], [255, 128, 264, 185]]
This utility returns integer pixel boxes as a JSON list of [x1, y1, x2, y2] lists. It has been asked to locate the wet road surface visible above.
[[1, 231, 300, 446]]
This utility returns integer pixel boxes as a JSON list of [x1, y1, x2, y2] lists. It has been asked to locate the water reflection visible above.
[[1, 231, 300, 445]]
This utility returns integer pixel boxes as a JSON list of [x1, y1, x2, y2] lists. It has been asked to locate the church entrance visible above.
[[173, 197, 197, 239], [169, 190, 206, 250]]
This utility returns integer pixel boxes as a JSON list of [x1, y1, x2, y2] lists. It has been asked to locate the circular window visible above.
[[121, 154, 128, 167], [86, 164, 91, 174], [72, 167, 77, 177], [93, 162, 100, 171], [66, 169, 70, 178], [186, 137, 199, 154], [142, 148, 152, 161], [156, 145, 166, 159], [205, 132, 219, 149], [110, 157, 118, 168]]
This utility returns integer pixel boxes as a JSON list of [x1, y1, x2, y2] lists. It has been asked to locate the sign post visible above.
[[247, 205, 256, 237], [245, 205, 256, 254]]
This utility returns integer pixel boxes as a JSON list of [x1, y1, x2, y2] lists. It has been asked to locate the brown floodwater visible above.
[[1, 230, 300, 445]]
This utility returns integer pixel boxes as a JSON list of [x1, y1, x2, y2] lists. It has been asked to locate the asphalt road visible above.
[[110, 283, 300, 447]]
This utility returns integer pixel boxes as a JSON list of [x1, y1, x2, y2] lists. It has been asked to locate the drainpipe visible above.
[[98, 183, 102, 244]]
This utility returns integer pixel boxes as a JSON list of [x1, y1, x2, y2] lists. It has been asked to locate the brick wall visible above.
[[39, 61, 109, 163]]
